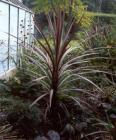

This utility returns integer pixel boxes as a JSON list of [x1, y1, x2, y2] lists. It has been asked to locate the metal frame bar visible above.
[[8, 4, 10, 70], [17, 7, 19, 65]]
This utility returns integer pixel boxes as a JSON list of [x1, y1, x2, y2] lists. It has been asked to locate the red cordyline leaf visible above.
[[27, 10, 77, 108]]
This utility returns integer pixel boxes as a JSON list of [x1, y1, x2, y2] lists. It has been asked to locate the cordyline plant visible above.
[[19, 0, 116, 130]]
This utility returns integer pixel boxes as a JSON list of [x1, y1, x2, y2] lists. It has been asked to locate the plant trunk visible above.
[[50, 67, 59, 129]]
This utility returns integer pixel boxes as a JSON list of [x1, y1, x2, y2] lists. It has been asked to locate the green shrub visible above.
[[7, 101, 43, 139], [2, 69, 43, 101]]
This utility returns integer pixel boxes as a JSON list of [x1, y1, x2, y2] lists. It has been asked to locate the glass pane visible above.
[[30, 14, 34, 45], [0, 2, 9, 74], [25, 12, 31, 45], [9, 6, 18, 68], [18, 9, 25, 62], [19, 9, 25, 44]]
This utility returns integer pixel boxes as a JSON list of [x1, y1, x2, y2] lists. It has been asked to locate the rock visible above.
[[47, 130, 60, 140], [0, 112, 7, 124], [34, 136, 48, 140], [110, 114, 116, 119]]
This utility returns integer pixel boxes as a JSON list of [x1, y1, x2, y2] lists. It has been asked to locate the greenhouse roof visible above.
[[0, 0, 33, 13]]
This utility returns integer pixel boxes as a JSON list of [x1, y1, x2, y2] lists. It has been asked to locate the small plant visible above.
[[4, 68, 43, 101]]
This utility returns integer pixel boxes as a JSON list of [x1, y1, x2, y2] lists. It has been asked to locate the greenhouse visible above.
[[0, 0, 34, 75]]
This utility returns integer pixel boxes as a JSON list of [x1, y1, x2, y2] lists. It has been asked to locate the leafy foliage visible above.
[[7, 101, 43, 139], [34, 0, 93, 29], [1, 69, 43, 100]]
